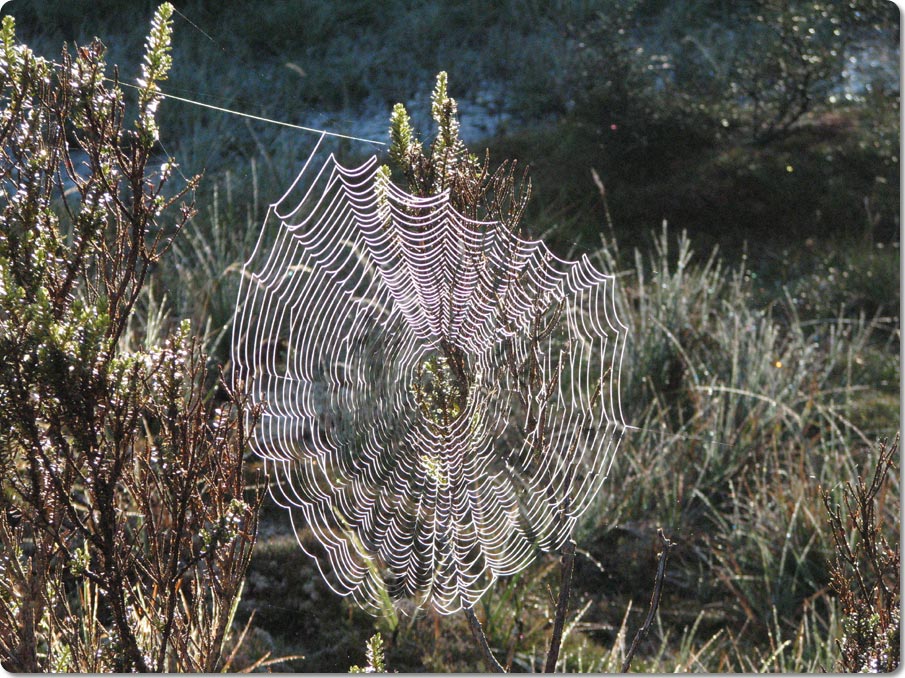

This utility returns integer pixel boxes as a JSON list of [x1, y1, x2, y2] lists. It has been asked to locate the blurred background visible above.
[[7, 0, 900, 671]]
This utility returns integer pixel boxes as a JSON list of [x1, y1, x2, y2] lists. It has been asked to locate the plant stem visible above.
[[544, 538, 576, 672], [464, 605, 505, 672], [621, 529, 674, 673]]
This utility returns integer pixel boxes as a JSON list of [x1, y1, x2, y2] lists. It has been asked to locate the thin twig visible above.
[[621, 529, 675, 673], [544, 539, 576, 672], [464, 605, 505, 673]]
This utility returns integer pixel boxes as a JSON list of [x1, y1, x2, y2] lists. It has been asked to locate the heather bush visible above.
[[0, 6, 262, 671]]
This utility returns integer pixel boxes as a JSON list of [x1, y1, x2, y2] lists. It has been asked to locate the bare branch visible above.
[[544, 538, 576, 672], [621, 529, 675, 673], [464, 606, 506, 673]]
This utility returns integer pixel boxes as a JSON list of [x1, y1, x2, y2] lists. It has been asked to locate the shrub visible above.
[[0, 5, 261, 671], [824, 437, 900, 672]]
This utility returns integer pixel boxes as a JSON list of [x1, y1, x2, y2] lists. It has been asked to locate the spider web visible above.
[[232, 143, 628, 615]]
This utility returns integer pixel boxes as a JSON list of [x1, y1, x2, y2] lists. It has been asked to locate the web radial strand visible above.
[[233, 152, 629, 615]]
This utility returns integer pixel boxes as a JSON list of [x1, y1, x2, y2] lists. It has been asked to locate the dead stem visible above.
[[622, 529, 675, 672], [464, 605, 505, 672], [544, 539, 576, 672]]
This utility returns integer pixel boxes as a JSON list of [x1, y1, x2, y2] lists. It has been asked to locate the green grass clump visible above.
[[563, 226, 899, 671]]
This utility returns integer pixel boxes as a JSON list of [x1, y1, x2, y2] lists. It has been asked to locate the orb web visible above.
[[232, 143, 628, 615]]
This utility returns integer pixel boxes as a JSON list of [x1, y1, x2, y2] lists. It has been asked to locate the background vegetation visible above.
[[1, 0, 899, 672]]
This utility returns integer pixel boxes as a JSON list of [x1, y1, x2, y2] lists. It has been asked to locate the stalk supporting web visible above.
[[232, 143, 628, 615]]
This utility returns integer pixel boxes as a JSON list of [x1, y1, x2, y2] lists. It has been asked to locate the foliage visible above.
[[0, 6, 263, 671], [664, 0, 880, 143], [567, 0, 676, 145], [388, 71, 483, 202], [13, 1, 894, 254], [349, 633, 387, 673], [568, 0, 898, 145], [518, 0, 899, 255], [824, 436, 899, 672], [387, 71, 531, 238], [564, 225, 899, 671]]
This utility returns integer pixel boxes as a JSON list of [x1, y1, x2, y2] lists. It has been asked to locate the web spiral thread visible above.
[[233, 151, 628, 615]]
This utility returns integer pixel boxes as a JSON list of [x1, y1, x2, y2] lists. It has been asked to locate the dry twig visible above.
[[621, 529, 675, 672], [464, 606, 505, 673], [544, 539, 576, 672]]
